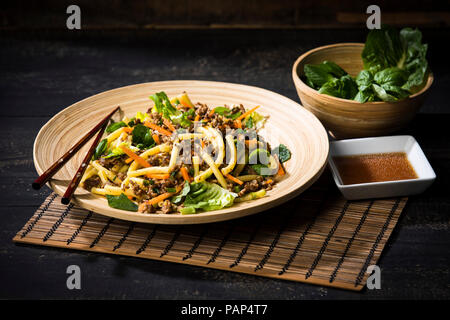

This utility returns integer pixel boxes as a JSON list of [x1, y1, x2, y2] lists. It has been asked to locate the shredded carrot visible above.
[[144, 193, 172, 206], [163, 118, 176, 132], [274, 155, 285, 176], [194, 114, 200, 122], [125, 157, 133, 164], [119, 145, 150, 168], [234, 119, 242, 129], [277, 165, 285, 176], [266, 179, 273, 184], [180, 99, 194, 109], [146, 173, 170, 180], [180, 166, 191, 182], [152, 134, 160, 145], [245, 139, 258, 149], [122, 127, 133, 133], [144, 121, 173, 136], [201, 140, 206, 149], [225, 173, 243, 185], [236, 105, 260, 121], [143, 186, 182, 206], [209, 108, 216, 117], [127, 195, 134, 200]]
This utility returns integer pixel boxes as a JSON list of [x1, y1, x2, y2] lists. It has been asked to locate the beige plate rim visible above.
[[33, 80, 329, 224]]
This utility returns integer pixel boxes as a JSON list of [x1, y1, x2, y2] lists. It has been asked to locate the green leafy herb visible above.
[[304, 64, 335, 89], [340, 75, 359, 99], [150, 92, 177, 119], [171, 182, 191, 204], [127, 118, 136, 127], [132, 124, 155, 149], [355, 68, 410, 102], [212, 107, 230, 116], [304, 61, 349, 90], [319, 61, 348, 78], [103, 146, 125, 158], [251, 164, 268, 176], [354, 89, 376, 103], [362, 25, 406, 73], [93, 139, 107, 160], [185, 108, 196, 118], [180, 110, 194, 128], [106, 193, 138, 212], [374, 67, 408, 86], [372, 84, 397, 102], [150, 91, 192, 128], [273, 144, 291, 163], [362, 25, 428, 93], [381, 84, 410, 100], [355, 70, 374, 91], [245, 116, 254, 128], [180, 182, 237, 214], [317, 75, 358, 100], [228, 111, 242, 120], [400, 28, 429, 92], [106, 121, 127, 133], [304, 26, 429, 103]]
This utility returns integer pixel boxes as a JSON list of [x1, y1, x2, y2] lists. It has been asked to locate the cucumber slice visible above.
[[248, 148, 270, 165]]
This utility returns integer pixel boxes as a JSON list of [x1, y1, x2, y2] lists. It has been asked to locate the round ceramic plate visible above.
[[33, 80, 329, 224]]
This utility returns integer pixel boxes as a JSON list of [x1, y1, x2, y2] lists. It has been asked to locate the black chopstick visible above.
[[32, 106, 120, 190], [61, 121, 109, 205]]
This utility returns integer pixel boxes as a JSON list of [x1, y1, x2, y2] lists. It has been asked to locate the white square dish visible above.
[[328, 135, 436, 200]]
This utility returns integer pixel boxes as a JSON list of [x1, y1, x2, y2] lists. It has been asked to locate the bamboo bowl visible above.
[[292, 43, 433, 139], [33, 80, 329, 224]]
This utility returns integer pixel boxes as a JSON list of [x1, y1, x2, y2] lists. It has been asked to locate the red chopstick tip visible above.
[[61, 197, 71, 205]]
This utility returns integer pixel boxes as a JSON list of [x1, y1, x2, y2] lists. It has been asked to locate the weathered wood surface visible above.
[[0, 29, 449, 299], [2, 1, 450, 29]]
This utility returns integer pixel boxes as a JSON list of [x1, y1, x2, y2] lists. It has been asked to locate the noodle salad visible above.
[[81, 91, 291, 214]]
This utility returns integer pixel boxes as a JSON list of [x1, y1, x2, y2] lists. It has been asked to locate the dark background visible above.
[[2, 0, 450, 29], [1, 1, 449, 299]]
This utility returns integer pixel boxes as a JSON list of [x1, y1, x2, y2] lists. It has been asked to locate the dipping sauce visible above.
[[333, 152, 418, 185]]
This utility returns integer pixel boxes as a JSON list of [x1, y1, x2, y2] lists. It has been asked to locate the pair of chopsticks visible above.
[[32, 106, 120, 205]]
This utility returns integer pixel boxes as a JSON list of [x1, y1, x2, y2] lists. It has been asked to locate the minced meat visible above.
[[161, 199, 175, 214], [83, 175, 102, 191], [238, 179, 262, 197], [98, 156, 125, 170], [138, 202, 156, 214]]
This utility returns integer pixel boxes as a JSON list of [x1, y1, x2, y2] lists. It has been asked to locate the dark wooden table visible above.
[[0, 28, 449, 299]]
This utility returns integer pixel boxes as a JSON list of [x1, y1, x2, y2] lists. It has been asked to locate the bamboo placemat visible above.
[[13, 183, 407, 291]]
